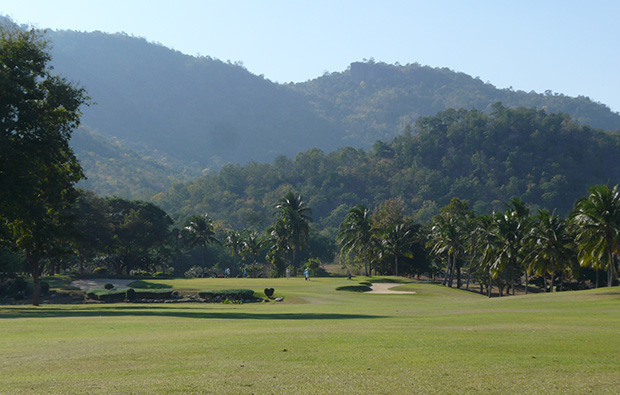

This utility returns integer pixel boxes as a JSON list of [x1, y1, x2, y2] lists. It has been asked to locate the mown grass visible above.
[[1, 277, 619, 394]]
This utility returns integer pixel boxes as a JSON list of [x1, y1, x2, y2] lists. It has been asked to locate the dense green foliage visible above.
[[0, 21, 88, 305], [154, 104, 620, 232], [72, 128, 200, 200]]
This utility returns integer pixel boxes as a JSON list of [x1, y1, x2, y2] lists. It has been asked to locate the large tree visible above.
[[572, 184, 620, 288], [0, 21, 88, 305], [183, 214, 220, 267]]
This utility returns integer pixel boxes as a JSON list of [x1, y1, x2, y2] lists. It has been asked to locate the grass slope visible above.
[[1, 277, 619, 394]]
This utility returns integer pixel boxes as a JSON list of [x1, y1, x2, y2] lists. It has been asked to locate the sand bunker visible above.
[[368, 283, 416, 294]]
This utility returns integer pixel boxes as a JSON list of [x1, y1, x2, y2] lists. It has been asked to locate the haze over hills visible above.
[[33, 26, 620, 200]]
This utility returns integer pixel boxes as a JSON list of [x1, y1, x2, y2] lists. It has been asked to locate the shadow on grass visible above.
[[0, 305, 385, 320]]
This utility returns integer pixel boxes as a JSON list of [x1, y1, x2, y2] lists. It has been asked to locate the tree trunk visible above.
[[488, 277, 492, 298], [442, 255, 451, 286], [608, 250, 614, 287], [524, 271, 529, 295], [550, 269, 555, 292], [595, 268, 599, 288], [30, 253, 41, 306], [465, 260, 473, 290], [447, 255, 455, 287], [364, 251, 369, 277], [394, 255, 398, 277], [456, 260, 462, 289]]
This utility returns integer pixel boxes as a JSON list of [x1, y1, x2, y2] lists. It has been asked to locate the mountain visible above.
[[48, 29, 342, 170], [152, 105, 620, 230], [35, 27, 620, 200], [293, 61, 620, 146]]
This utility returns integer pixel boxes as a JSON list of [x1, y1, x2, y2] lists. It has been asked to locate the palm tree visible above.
[[428, 198, 473, 288], [225, 230, 243, 274], [526, 209, 576, 292], [183, 214, 220, 267], [241, 230, 264, 265], [338, 205, 373, 276], [273, 192, 313, 272], [428, 214, 462, 287], [381, 223, 414, 276], [477, 199, 532, 296], [572, 184, 620, 288]]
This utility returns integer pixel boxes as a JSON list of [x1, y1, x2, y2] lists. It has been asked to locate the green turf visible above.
[[1, 277, 619, 394]]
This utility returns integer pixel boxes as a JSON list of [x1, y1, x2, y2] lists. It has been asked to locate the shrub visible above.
[[0, 277, 27, 298], [154, 271, 172, 277], [184, 265, 206, 278], [93, 267, 108, 275], [126, 288, 136, 301], [39, 281, 50, 295], [130, 270, 151, 277], [104, 283, 114, 290], [126, 280, 172, 289], [336, 285, 372, 292], [198, 289, 255, 301]]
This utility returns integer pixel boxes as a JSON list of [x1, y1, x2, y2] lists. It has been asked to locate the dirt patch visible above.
[[70, 279, 134, 291], [368, 283, 416, 294]]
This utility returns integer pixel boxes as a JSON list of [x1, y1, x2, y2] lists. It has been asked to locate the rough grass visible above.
[[1, 277, 620, 394]]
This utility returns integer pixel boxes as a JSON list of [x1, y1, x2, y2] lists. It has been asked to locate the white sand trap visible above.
[[368, 283, 416, 294], [71, 278, 134, 291]]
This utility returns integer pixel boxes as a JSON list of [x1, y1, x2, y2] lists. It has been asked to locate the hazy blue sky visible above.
[[3, 0, 619, 112]]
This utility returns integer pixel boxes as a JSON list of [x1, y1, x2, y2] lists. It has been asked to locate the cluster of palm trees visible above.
[[337, 200, 417, 277], [181, 191, 314, 277], [427, 184, 620, 296]]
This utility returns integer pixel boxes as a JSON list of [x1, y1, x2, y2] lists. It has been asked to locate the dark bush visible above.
[[39, 281, 50, 295], [126, 288, 136, 301], [264, 288, 275, 297], [336, 285, 372, 292], [0, 277, 27, 298], [198, 289, 255, 301], [104, 283, 114, 290]]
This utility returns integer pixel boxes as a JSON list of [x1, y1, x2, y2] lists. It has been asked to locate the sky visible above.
[[2, 0, 619, 112]]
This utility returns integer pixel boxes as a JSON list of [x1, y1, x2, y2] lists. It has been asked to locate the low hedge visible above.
[[126, 280, 172, 289], [336, 285, 372, 293], [198, 289, 255, 301], [87, 288, 173, 301]]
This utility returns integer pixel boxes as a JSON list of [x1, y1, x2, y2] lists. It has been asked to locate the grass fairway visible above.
[[1, 277, 620, 394]]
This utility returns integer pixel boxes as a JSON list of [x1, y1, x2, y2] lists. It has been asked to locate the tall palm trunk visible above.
[[394, 255, 399, 276], [442, 255, 450, 286], [524, 271, 529, 294], [608, 249, 614, 287], [550, 269, 555, 292]]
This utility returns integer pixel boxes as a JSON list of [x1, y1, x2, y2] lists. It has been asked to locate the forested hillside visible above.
[[72, 128, 201, 200], [34, 26, 620, 201], [294, 61, 620, 145], [153, 104, 620, 232]]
